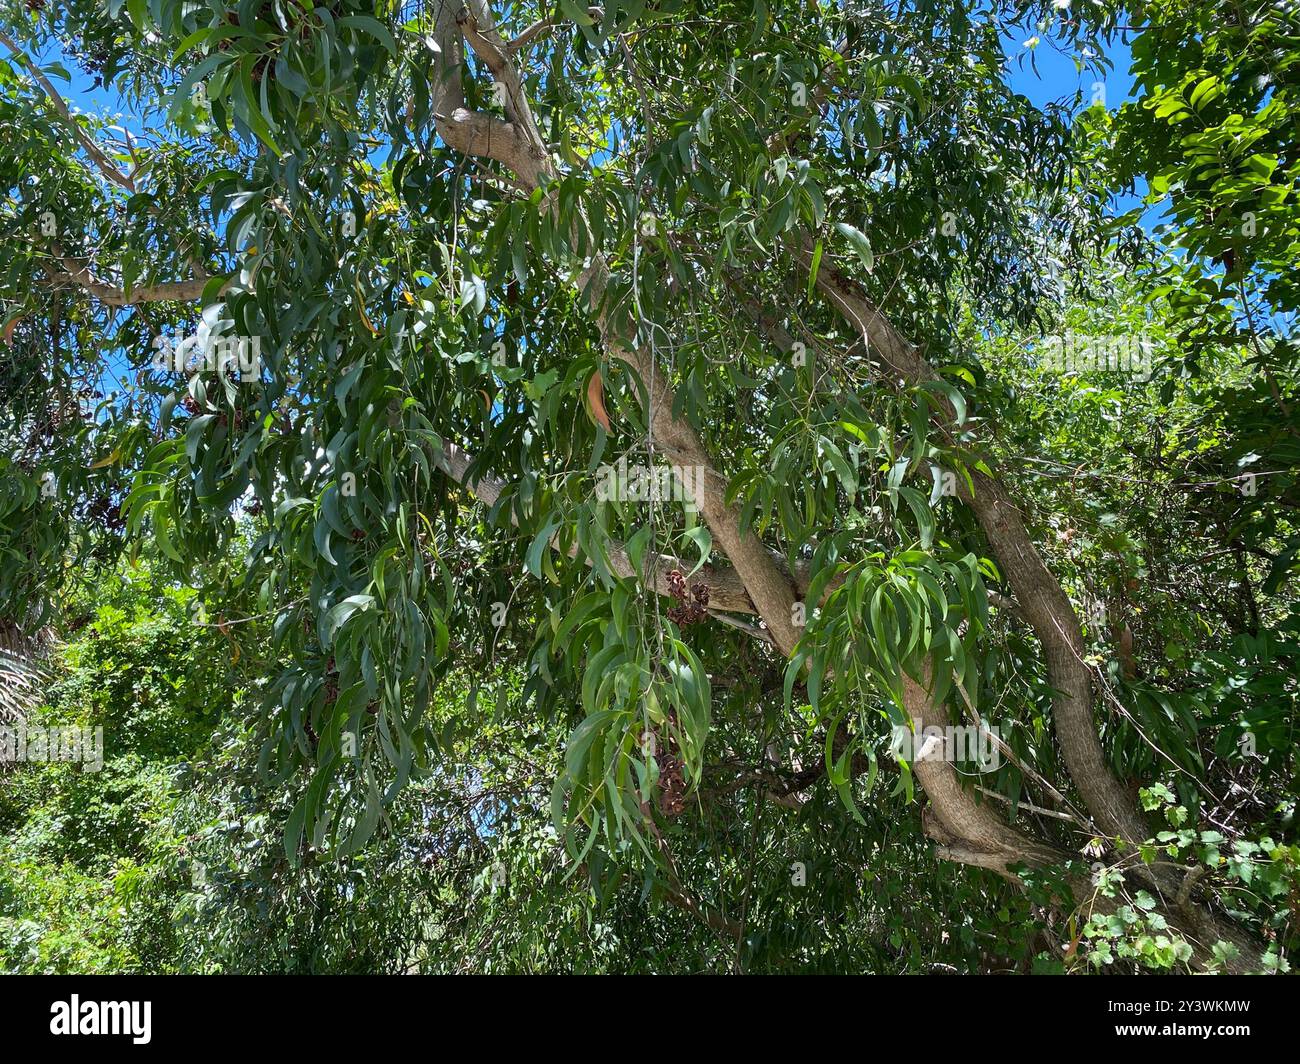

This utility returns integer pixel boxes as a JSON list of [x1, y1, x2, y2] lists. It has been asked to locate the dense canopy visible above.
[[1, 0, 1298, 973]]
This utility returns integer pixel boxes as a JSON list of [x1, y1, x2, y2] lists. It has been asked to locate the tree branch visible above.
[[507, 7, 604, 54], [0, 30, 136, 194], [41, 254, 218, 306], [432, 4, 808, 658]]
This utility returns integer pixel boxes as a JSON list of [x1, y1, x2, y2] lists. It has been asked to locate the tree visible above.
[[1, 0, 1296, 972]]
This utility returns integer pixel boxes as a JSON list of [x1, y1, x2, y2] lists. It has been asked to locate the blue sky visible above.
[[1004, 28, 1163, 229], [33, 18, 1141, 149], [17, 17, 1152, 258], [1005, 28, 1137, 112]]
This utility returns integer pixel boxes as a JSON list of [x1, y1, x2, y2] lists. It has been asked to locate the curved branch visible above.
[[507, 7, 604, 54], [803, 245, 1265, 970]]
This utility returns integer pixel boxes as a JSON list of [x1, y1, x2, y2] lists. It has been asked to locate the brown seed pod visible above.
[[666, 568, 687, 600]]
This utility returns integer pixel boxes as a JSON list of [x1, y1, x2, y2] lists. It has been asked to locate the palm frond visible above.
[[0, 623, 56, 725]]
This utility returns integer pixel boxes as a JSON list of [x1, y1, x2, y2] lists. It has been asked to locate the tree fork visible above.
[[430, 2, 1263, 970]]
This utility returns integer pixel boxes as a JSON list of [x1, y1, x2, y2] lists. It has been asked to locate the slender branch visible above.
[[975, 786, 1083, 824], [1, 31, 215, 301], [507, 7, 604, 53], [0, 30, 136, 193], [41, 253, 220, 307]]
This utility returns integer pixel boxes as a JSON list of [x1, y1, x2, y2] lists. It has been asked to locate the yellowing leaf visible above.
[[355, 280, 379, 336], [90, 446, 122, 469]]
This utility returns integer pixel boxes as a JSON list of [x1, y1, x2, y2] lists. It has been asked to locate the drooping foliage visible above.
[[1, 0, 1297, 972]]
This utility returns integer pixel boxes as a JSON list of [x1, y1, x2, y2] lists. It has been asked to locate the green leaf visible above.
[[338, 15, 398, 57], [682, 525, 712, 578], [525, 517, 561, 578], [807, 237, 824, 298], [835, 222, 874, 273], [325, 594, 375, 643]]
